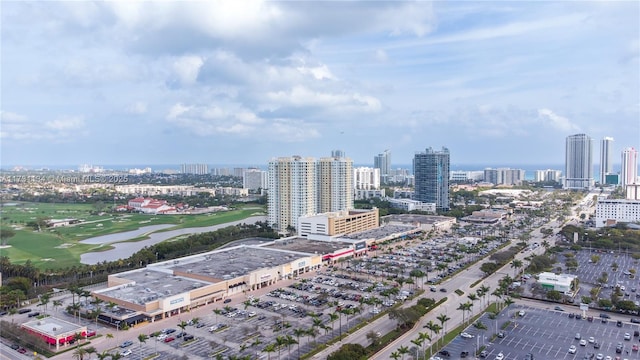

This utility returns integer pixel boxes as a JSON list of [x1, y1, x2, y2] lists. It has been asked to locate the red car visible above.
[[86, 330, 96, 337], [633, 344, 639, 351], [17, 348, 27, 354], [164, 337, 175, 343]]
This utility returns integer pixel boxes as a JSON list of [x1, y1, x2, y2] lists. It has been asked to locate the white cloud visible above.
[[266, 86, 381, 112], [172, 55, 204, 86], [0, 111, 28, 123], [45, 116, 85, 130], [1, 112, 86, 140], [126, 102, 148, 115], [537, 108, 580, 132]]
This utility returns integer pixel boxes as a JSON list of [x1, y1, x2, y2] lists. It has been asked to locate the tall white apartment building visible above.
[[600, 137, 614, 184], [243, 168, 267, 192], [267, 153, 353, 232], [565, 133, 594, 190], [267, 156, 317, 232], [181, 163, 209, 175], [317, 155, 353, 214], [483, 168, 525, 185], [353, 167, 380, 190], [621, 147, 638, 187], [534, 169, 562, 183]]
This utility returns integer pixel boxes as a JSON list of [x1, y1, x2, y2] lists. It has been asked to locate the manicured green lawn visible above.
[[0, 202, 265, 269]]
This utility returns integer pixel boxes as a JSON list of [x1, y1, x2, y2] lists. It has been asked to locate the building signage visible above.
[[298, 261, 306, 268], [260, 274, 271, 280], [170, 297, 184, 305], [355, 242, 366, 251]]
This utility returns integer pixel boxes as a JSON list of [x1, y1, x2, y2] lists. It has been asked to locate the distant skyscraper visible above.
[[243, 168, 267, 192], [317, 153, 353, 213], [565, 134, 594, 190], [621, 147, 638, 187], [331, 149, 345, 158], [600, 137, 614, 184], [181, 163, 208, 175], [413, 147, 450, 210], [267, 156, 316, 232], [374, 150, 391, 182]]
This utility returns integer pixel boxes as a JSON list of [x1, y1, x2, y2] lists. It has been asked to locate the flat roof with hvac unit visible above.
[[21, 317, 87, 351]]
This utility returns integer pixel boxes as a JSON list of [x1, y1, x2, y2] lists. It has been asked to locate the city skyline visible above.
[[1, 1, 638, 166]]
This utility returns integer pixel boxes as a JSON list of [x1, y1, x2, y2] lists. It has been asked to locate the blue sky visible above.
[[1, 1, 638, 168]]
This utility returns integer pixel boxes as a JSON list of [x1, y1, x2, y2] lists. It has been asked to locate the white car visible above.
[[569, 345, 577, 354], [157, 334, 168, 341], [495, 353, 504, 360], [518, 310, 525, 317], [580, 339, 587, 346], [460, 332, 474, 339], [625, 332, 632, 340], [121, 349, 132, 357], [589, 337, 596, 343]]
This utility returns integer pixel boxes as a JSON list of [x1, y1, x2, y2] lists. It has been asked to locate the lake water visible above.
[[79, 216, 267, 264]]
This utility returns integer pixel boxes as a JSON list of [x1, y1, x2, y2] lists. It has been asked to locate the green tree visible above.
[[137, 333, 148, 360], [546, 290, 562, 301], [0, 228, 16, 246]]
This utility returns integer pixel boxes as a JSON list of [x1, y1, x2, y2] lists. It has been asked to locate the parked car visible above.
[[555, 306, 565, 311], [224, 299, 232, 303], [479, 350, 488, 358], [10, 344, 19, 350], [164, 337, 175, 343], [120, 340, 133, 348], [460, 332, 474, 338], [183, 334, 194, 341], [17, 308, 32, 314], [17, 348, 27, 354], [569, 345, 577, 354], [495, 353, 505, 360], [120, 349, 132, 357], [439, 350, 451, 356], [617, 320, 623, 327], [27, 312, 40, 318]]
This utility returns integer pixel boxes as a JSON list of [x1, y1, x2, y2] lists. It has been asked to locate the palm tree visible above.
[[511, 259, 523, 277], [479, 284, 491, 309], [96, 351, 110, 360], [213, 308, 222, 323], [262, 343, 276, 360], [275, 336, 287, 359], [390, 351, 401, 360], [177, 320, 188, 334], [504, 297, 515, 318], [72, 347, 87, 360], [436, 313, 451, 343], [52, 299, 63, 314], [423, 320, 438, 344], [328, 312, 339, 336], [457, 302, 473, 327], [285, 335, 296, 358], [293, 328, 306, 359], [467, 294, 478, 316], [398, 345, 409, 360], [137, 333, 148, 360], [473, 320, 488, 349], [411, 338, 424, 360], [39, 293, 51, 314], [90, 308, 103, 333], [418, 332, 431, 359], [110, 353, 123, 360]]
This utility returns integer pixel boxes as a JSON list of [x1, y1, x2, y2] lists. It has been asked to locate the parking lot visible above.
[[438, 302, 640, 360]]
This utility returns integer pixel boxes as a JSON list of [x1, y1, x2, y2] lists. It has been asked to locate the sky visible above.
[[1, 1, 639, 168]]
